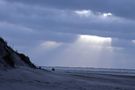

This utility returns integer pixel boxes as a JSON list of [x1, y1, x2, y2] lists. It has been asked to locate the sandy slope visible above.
[[0, 67, 135, 90]]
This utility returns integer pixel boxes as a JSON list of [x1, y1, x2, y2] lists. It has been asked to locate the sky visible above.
[[0, 0, 135, 69]]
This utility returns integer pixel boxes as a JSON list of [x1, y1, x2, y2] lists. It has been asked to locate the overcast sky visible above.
[[0, 0, 135, 69]]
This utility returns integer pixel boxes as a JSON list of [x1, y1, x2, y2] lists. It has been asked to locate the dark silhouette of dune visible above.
[[0, 37, 36, 68]]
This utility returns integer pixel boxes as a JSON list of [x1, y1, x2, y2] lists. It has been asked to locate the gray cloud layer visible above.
[[6, 0, 135, 20]]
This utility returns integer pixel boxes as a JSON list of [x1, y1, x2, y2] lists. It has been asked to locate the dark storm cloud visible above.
[[6, 0, 135, 20], [0, 0, 135, 40], [0, 0, 77, 44]]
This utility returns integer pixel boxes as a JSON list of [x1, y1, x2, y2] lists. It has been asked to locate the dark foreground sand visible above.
[[0, 67, 135, 90]]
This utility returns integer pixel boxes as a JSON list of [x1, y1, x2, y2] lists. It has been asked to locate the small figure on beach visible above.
[[52, 68, 55, 71]]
